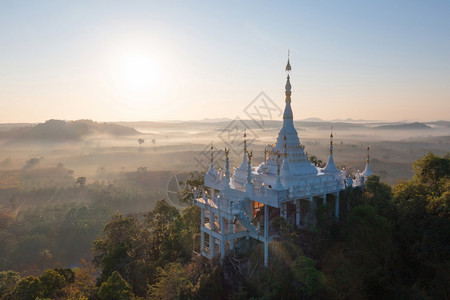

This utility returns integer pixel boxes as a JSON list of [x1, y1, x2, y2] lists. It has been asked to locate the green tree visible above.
[[12, 276, 43, 299], [76, 176, 86, 187], [413, 152, 450, 187], [98, 271, 134, 300], [178, 172, 205, 205], [93, 214, 149, 295], [292, 256, 325, 296], [391, 152, 450, 298], [39, 269, 66, 298], [146, 200, 180, 264], [149, 262, 190, 299], [308, 155, 325, 168], [321, 205, 394, 298], [363, 175, 397, 220], [0, 270, 21, 298]]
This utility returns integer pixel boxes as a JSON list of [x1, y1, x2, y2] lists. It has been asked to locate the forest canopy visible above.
[[0, 152, 448, 299]]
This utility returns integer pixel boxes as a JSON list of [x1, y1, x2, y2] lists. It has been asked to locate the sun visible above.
[[119, 52, 158, 94], [107, 49, 164, 111]]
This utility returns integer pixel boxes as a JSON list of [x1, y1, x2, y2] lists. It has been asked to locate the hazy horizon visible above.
[[1, 116, 450, 125]]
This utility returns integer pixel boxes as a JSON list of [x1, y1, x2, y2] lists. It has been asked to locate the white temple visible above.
[[194, 57, 372, 267]]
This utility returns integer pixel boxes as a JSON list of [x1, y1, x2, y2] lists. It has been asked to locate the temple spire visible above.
[[362, 146, 372, 177], [210, 145, 214, 163], [329, 127, 334, 155], [222, 147, 230, 188], [324, 128, 339, 173], [282, 52, 293, 120], [366, 146, 370, 163], [208, 144, 216, 174], [238, 130, 248, 170], [243, 129, 247, 153], [247, 150, 253, 184], [224, 148, 230, 179]]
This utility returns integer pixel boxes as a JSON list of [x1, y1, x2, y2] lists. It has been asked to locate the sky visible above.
[[1, 0, 449, 123]]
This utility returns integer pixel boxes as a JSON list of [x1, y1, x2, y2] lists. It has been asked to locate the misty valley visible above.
[[0, 119, 448, 299]]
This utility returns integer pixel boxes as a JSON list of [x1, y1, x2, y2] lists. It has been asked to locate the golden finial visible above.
[[330, 126, 334, 155], [286, 49, 291, 72]]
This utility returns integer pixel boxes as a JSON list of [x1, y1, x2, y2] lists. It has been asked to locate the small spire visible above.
[[276, 152, 281, 176], [330, 127, 334, 155], [366, 146, 370, 163], [361, 146, 372, 177], [210, 145, 214, 163], [243, 129, 247, 153], [238, 130, 248, 170], [247, 150, 253, 184], [285, 49, 291, 72], [225, 147, 230, 179], [264, 146, 268, 164]]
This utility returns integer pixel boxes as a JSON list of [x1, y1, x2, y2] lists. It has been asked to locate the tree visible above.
[[138, 139, 145, 152], [98, 271, 134, 300], [76, 176, 86, 187], [39, 269, 66, 298], [61, 259, 97, 299], [292, 256, 325, 296], [413, 152, 450, 187], [363, 175, 397, 220], [149, 262, 190, 299], [93, 214, 149, 296], [23, 157, 41, 169], [390, 152, 450, 298], [321, 205, 394, 298], [308, 155, 325, 168], [178, 171, 205, 205], [146, 200, 180, 264], [12, 276, 43, 299], [0, 270, 21, 298]]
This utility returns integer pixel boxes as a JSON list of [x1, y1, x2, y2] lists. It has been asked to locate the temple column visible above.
[[280, 202, 287, 219], [264, 204, 269, 267], [296, 199, 301, 227], [335, 192, 340, 221], [220, 216, 225, 259], [210, 211, 215, 258], [229, 201, 234, 250], [229, 219, 234, 250], [309, 195, 314, 219], [200, 208, 205, 253]]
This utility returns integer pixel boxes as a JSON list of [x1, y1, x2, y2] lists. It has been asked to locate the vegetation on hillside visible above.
[[0, 152, 448, 299]]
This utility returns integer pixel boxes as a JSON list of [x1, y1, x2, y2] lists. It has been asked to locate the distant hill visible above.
[[0, 119, 140, 142], [301, 117, 324, 122], [374, 122, 432, 130]]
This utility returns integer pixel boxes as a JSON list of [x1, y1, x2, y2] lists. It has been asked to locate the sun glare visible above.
[[120, 53, 157, 93], [107, 48, 164, 111]]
